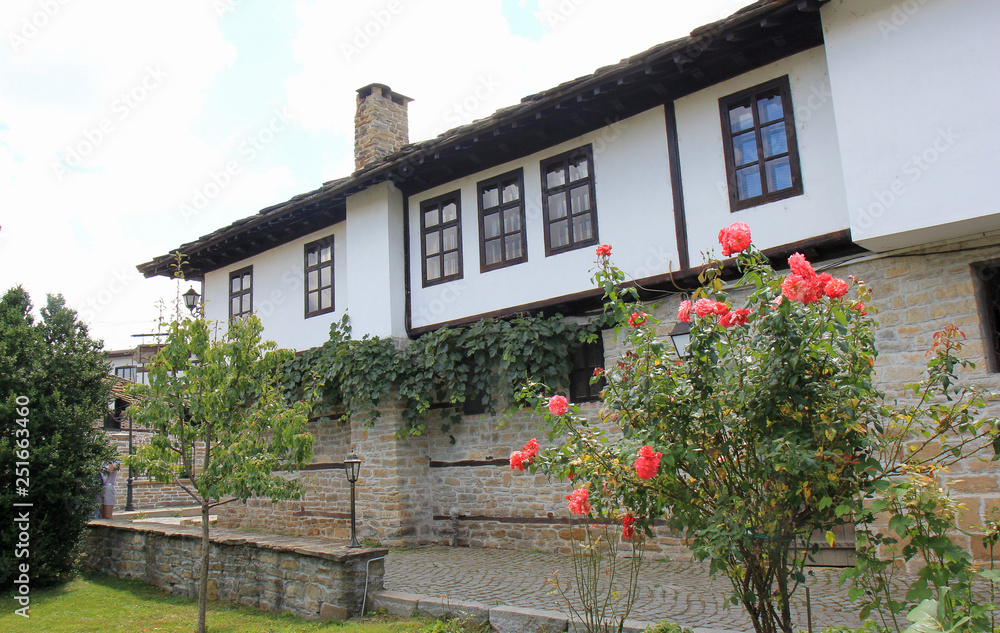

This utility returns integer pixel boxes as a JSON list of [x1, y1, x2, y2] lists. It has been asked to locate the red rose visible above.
[[596, 244, 612, 257], [718, 222, 752, 257], [634, 445, 663, 480], [622, 513, 636, 539], [628, 312, 647, 328], [788, 252, 816, 278]]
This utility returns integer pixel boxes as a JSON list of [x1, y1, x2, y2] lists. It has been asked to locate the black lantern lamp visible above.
[[669, 321, 692, 358], [182, 287, 200, 313], [343, 453, 362, 548]]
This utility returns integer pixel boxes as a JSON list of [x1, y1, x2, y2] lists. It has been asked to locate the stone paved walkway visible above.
[[384, 546, 866, 632]]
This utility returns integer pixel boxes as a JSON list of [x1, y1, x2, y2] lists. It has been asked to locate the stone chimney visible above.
[[354, 83, 412, 172]]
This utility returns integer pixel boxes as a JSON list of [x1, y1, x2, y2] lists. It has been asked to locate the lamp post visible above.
[[182, 287, 201, 313], [343, 453, 362, 548], [669, 322, 692, 358]]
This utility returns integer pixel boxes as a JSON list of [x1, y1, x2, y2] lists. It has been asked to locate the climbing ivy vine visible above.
[[280, 313, 598, 437]]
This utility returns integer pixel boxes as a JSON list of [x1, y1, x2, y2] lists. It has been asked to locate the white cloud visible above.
[[0, 0, 753, 350]]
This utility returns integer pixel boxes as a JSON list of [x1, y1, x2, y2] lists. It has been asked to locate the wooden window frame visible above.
[[719, 75, 803, 212], [541, 145, 599, 256], [477, 169, 528, 272], [569, 337, 606, 403], [228, 266, 253, 322], [420, 191, 464, 287], [303, 236, 335, 318], [971, 261, 1000, 373]]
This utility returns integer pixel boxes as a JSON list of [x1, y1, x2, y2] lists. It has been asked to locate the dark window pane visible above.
[[761, 123, 788, 158], [308, 270, 319, 291], [306, 250, 318, 267], [765, 156, 793, 192], [757, 93, 783, 123], [482, 186, 499, 209], [569, 157, 589, 182], [424, 208, 439, 227], [550, 219, 569, 248], [443, 252, 459, 277], [503, 208, 521, 233], [425, 232, 440, 256], [546, 166, 566, 189], [505, 235, 523, 259], [485, 239, 503, 266], [570, 186, 590, 214], [484, 213, 501, 239], [426, 256, 441, 280], [501, 179, 519, 203], [732, 131, 758, 166], [736, 165, 762, 200], [442, 202, 458, 223], [442, 227, 458, 251], [729, 103, 753, 133], [548, 193, 567, 219]]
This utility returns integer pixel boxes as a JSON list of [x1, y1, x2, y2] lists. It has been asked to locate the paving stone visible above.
[[417, 596, 490, 625], [372, 590, 422, 617], [490, 605, 569, 633], [383, 546, 864, 631]]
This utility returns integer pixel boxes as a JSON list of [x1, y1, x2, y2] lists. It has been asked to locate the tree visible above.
[[127, 313, 313, 633], [0, 288, 117, 589]]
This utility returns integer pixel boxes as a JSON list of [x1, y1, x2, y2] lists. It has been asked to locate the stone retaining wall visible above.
[[215, 240, 1000, 561], [102, 430, 197, 509], [84, 520, 387, 618]]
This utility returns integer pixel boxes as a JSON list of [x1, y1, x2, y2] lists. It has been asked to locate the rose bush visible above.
[[513, 223, 1000, 633]]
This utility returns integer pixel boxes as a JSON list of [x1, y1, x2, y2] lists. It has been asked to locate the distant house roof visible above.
[[108, 375, 139, 405], [137, 0, 826, 280]]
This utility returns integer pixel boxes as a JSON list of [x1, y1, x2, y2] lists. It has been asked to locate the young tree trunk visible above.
[[197, 502, 210, 633]]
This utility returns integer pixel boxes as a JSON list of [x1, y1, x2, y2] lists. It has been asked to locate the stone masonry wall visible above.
[[84, 520, 387, 618], [102, 430, 197, 510], [218, 238, 1000, 561]]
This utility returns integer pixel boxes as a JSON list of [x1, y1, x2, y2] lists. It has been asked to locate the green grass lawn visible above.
[[0, 572, 428, 633]]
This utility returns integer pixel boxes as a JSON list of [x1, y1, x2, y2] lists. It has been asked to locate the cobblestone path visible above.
[[384, 546, 867, 632]]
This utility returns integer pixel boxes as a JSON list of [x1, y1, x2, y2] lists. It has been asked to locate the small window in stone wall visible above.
[[972, 262, 1000, 372], [569, 337, 606, 402]]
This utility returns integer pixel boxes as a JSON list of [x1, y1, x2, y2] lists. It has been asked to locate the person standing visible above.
[[100, 461, 120, 519]]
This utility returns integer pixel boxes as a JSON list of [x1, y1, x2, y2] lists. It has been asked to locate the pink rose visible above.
[[522, 438, 539, 461], [824, 278, 848, 298], [548, 395, 569, 416], [788, 252, 816, 278], [596, 244, 612, 257], [694, 298, 716, 318], [677, 300, 692, 323], [718, 222, 752, 257], [634, 445, 663, 480], [713, 301, 729, 315], [566, 488, 592, 516]]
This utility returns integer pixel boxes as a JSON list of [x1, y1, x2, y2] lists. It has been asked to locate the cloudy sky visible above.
[[0, 0, 753, 351]]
